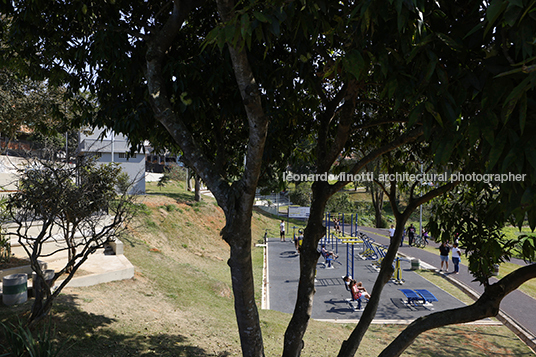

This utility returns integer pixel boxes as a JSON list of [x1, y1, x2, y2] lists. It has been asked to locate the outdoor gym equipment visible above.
[[392, 257, 404, 285]]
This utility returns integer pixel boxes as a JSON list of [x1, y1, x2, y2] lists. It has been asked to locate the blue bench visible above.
[[399, 289, 421, 306], [414, 289, 438, 304], [399, 289, 438, 308]]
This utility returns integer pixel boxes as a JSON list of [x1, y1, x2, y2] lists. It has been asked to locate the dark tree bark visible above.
[[145, 1, 268, 355], [371, 185, 384, 228], [194, 174, 201, 202]]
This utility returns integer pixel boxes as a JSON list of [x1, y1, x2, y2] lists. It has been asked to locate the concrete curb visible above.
[[55, 254, 135, 288], [313, 318, 502, 325]]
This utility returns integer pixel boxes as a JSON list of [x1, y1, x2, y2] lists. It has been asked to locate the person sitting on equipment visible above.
[[320, 244, 338, 259], [349, 279, 371, 301]]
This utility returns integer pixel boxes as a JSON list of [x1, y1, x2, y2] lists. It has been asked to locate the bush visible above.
[[1, 319, 68, 357], [163, 165, 187, 182], [0, 233, 10, 264], [325, 192, 355, 213], [288, 185, 312, 206]]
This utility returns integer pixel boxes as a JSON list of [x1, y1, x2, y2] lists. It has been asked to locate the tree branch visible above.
[[330, 126, 424, 194], [379, 263, 536, 357], [145, 0, 231, 208]]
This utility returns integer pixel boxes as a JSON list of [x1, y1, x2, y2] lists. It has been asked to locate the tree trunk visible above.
[[221, 192, 265, 357], [29, 269, 53, 323], [194, 174, 201, 201], [338, 182, 459, 356], [371, 184, 384, 228], [283, 181, 330, 357], [145, 1, 269, 354], [187, 170, 193, 191], [337, 220, 407, 357]]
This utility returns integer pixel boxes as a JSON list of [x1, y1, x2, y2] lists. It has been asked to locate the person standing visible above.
[[451, 243, 461, 274], [389, 225, 395, 240], [439, 241, 450, 272], [280, 220, 285, 242], [297, 230, 304, 253], [408, 224, 416, 246]]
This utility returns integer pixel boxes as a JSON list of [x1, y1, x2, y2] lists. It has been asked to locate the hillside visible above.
[[0, 182, 533, 356]]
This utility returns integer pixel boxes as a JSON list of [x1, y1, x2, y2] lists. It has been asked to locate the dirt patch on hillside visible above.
[[136, 194, 179, 208], [55, 271, 241, 356]]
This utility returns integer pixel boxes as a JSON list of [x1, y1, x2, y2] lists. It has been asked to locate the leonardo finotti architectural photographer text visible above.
[[283, 172, 526, 184]]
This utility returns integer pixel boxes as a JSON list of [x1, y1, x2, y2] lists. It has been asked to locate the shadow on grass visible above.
[[0, 293, 231, 357]]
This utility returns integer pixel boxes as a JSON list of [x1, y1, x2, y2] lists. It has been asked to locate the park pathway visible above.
[[357, 225, 536, 350]]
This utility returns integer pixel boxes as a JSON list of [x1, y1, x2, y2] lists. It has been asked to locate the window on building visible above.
[[119, 153, 136, 160]]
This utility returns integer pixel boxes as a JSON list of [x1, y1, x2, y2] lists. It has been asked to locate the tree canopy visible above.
[[2, 0, 536, 356]]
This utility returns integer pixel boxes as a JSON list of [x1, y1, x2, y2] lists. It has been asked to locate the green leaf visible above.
[[525, 146, 536, 171], [425, 101, 443, 126], [224, 23, 235, 44], [528, 209, 536, 232], [521, 187, 534, 206], [423, 52, 437, 83], [485, 0, 508, 37], [438, 138, 456, 164], [437, 33, 461, 50], [504, 3, 523, 26], [407, 103, 422, 127], [519, 92, 527, 134], [488, 131, 507, 170], [464, 22, 484, 39], [407, 35, 434, 62], [342, 50, 365, 80], [522, 239, 532, 260], [253, 11, 269, 23], [240, 13, 250, 39], [270, 17, 280, 36], [503, 76, 531, 119]]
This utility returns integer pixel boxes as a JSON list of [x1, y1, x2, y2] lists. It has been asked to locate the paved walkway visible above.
[[266, 234, 496, 323], [266, 223, 536, 351]]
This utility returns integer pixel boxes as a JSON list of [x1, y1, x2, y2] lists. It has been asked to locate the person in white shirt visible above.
[[451, 243, 462, 274], [279, 220, 285, 242], [389, 225, 395, 240]]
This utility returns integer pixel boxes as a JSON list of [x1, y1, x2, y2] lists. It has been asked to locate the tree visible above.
[[5, 155, 136, 323], [364, 157, 387, 228], [0, 69, 81, 154], [1, 1, 271, 354], [3, 0, 536, 356]]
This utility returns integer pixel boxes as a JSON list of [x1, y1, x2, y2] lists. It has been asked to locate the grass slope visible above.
[[0, 182, 533, 356]]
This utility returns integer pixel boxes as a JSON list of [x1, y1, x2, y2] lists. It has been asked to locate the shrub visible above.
[[288, 185, 312, 206], [325, 192, 355, 213]]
